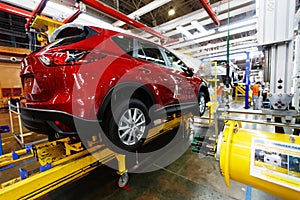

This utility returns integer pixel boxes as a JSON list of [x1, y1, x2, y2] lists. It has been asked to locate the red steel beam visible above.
[[0, 3, 31, 18], [25, 0, 49, 29], [197, 0, 220, 26], [63, 9, 82, 23], [80, 0, 167, 40]]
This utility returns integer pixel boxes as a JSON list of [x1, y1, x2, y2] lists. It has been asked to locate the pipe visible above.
[[217, 123, 300, 200], [63, 9, 82, 24], [80, 0, 167, 40], [0, 3, 31, 18], [0, 57, 21, 63], [197, 0, 220, 26], [25, 0, 49, 30]]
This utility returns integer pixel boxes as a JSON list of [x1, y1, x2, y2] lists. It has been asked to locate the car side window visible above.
[[136, 41, 166, 66], [111, 35, 134, 56], [164, 50, 187, 73]]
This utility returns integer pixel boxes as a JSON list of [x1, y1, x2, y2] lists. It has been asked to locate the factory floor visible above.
[[0, 102, 282, 200]]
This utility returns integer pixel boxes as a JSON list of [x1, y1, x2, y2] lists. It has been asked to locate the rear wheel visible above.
[[198, 92, 206, 116], [108, 99, 150, 152]]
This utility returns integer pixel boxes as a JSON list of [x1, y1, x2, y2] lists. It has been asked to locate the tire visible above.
[[198, 92, 206, 116], [108, 99, 150, 152]]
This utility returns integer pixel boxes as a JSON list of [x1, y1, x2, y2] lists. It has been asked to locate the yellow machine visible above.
[[0, 112, 191, 199], [0, 137, 127, 199], [215, 111, 300, 200]]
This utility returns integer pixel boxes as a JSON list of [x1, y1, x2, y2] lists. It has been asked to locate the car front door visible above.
[[133, 39, 177, 107], [160, 49, 198, 105]]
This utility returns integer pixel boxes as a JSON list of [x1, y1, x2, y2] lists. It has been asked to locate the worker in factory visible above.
[[252, 81, 261, 110]]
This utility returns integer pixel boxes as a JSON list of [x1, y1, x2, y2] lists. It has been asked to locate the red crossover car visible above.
[[20, 24, 210, 151]]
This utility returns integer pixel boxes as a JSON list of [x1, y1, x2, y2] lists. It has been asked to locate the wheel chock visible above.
[[25, 144, 33, 153], [12, 151, 19, 160], [19, 168, 28, 180], [40, 163, 52, 172]]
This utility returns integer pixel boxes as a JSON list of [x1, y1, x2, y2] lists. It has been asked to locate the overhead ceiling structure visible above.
[[1, 0, 258, 62], [96, 0, 258, 61], [140, 0, 257, 60]]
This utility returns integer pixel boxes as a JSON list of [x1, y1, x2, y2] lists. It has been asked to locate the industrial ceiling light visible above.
[[168, 6, 175, 16]]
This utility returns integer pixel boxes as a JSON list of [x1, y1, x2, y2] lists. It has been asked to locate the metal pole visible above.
[[245, 52, 250, 109], [197, 0, 220, 26], [80, 0, 168, 40], [0, 133, 2, 155], [8, 100, 14, 134], [226, 0, 230, 86], [16, 102, 24, 145]]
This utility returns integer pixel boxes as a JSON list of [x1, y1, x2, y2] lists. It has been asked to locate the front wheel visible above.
[[108, 99, 150, 152], [198, 92, 206, 116]]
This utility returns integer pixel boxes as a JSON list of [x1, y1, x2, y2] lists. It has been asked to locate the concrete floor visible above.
[[0, 104, 282, 200]]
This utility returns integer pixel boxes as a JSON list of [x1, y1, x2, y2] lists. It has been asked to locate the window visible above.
[[164, 50, 187, 72], [112, 35, 134, 56], [136, 41, 165, 65], [48, 25, 99, 49]]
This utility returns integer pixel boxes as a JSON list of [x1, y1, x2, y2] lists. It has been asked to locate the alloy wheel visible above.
[[118, 108, 146, 146]]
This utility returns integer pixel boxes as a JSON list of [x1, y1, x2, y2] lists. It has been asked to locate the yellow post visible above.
[[115, 154, 126, 175]]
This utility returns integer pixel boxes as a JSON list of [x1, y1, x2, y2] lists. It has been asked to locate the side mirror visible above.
[[185, 67, 194, 77]]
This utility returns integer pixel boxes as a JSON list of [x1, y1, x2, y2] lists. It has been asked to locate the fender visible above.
[[97, 82, 156, 121]]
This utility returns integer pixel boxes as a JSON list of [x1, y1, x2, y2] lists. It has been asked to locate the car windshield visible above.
[[167, 48, 201, 72]]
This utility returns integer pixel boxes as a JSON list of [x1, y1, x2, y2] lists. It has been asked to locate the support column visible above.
[[257, 0, 295, 94], [245, 52, 250, 109]]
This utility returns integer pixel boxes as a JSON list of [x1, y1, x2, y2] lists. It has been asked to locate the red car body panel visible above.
[[20, 25, 209, 136]]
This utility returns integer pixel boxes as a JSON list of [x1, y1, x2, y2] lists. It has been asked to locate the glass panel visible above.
[[112, 36, 134, 56], [165, 50, 186, 72]]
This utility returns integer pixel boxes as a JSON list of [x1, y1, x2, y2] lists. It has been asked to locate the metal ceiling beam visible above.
[[163, 4, 255, 38], [63, 9, 82, 23], [0, 2, 31, 18], [167, 24, 256, 49], [182, 35, 257, 54], [197, 0, 220, 26], [80, 0, 167, 40], [113, 0, 172, 27], [194, 45, 258, 59], [3, 0, 74, 22], [193, 42, 258, 58], [141, 0, 254, 39], [25, 0, 49, 29]]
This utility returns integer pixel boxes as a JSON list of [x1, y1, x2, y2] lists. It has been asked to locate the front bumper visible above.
[[20, 107, 100, 135]]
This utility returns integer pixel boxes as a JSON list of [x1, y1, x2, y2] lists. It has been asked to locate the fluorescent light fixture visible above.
[[168, 7, 175, 16], [218, 18, 257, 32], [176, 26, 193, 38], [191, 20, 207, 33]]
